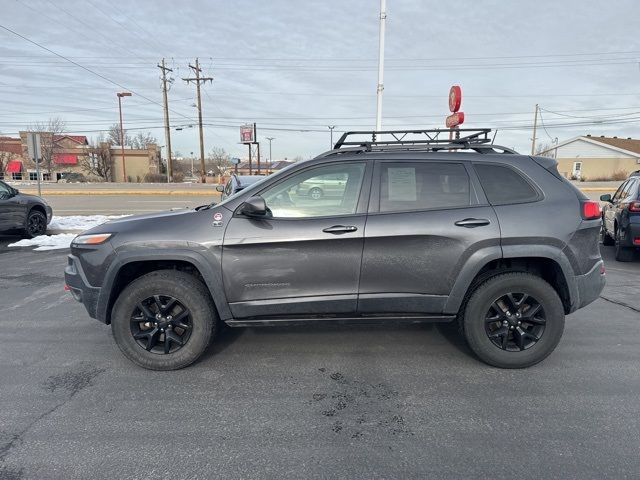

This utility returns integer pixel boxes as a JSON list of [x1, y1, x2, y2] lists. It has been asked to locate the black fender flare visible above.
[[96, 247, 232, 323]]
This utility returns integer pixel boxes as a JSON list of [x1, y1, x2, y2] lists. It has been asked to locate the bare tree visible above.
[[130, 131, 158, 149], [29, 117, 66, 176], [535, 142, 552, 156], [80, 137, 113, 181], [107, 123, 130, 146], [205, 147, 230, 175]]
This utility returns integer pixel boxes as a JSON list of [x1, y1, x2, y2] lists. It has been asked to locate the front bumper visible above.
[[572, 260, 606, 312], [45, 205, 53, 225], [64, 254, 101, 320]]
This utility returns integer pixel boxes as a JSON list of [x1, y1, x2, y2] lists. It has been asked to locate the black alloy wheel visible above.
[[26, 210, 47, 238], [484, 293, 546, 352], [130, 295, 193, 355]]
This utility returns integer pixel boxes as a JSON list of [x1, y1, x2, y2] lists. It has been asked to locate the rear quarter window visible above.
[[475, 163, 540, 205]]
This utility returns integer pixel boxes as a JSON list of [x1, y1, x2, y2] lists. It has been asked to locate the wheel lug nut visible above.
[[167, 315, 173, 321]]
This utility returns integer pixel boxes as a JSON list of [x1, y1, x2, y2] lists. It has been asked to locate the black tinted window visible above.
[[475, 164, 539, 205], [379, 162, 470, 212]]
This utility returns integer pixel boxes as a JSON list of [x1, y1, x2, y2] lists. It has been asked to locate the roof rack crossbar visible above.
[[334, 128, 493, 150]]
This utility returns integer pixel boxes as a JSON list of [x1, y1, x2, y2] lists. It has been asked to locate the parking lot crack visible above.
[[0, 365, 105, 471], [599, 295, 640, 314]]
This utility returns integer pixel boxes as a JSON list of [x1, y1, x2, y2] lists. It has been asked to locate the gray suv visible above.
[[64, 129, 605, 370]]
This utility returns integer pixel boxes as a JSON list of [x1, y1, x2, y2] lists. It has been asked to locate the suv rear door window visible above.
[[475, 164, 539, 205], [378, 162, 470, 212]]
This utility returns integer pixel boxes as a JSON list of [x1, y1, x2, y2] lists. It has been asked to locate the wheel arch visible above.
[[98, 250, 231, 324], [445, 247, 577, 315]]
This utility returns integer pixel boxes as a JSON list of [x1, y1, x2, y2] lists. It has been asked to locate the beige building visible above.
[[1, 133, 160, 182], [540, 135, 640, 180]]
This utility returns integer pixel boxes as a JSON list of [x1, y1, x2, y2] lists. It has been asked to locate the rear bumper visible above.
[[45, 205, 53, 224], [571, 260, 606, 312], [64, 255, 102, 321]]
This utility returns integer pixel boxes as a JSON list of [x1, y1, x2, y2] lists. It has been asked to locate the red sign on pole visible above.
[[240, 124, 255, 143], [449, 85, 462, 113], [446, 112, 465, 128]]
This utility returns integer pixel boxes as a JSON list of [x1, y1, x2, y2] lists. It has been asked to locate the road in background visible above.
[[0, 243, 638, 479]]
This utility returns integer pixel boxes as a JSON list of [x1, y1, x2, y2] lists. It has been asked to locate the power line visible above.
[[0, 23, 197, 125]]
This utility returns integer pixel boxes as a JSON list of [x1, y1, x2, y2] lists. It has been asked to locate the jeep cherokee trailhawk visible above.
[[65, 129, 605, 370]]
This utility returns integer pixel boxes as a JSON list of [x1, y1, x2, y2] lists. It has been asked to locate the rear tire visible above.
[[461, 273, 565, 369], [111, 270, 216, 370], [309, 187, 323, 200], [615, 229, 635, 262]]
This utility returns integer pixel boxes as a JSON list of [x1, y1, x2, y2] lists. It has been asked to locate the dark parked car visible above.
[[0, 180, 52, 237], [216, 174, 265, 201], [600, 170, 640, 262], [65, 129, 605, 371]]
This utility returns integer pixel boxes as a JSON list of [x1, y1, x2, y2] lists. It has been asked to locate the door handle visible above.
[[322, 225, 358, 234], [455, 218, 490, 228]]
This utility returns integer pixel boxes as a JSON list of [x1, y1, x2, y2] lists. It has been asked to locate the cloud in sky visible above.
[[1, 0, 639, 159]]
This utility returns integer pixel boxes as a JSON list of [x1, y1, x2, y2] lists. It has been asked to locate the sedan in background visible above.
[[217, 174, 265, 201], [601, 170, 640, 261], [0, 180, 52, 238]]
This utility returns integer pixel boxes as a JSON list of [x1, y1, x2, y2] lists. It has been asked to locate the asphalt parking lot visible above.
[[0, 242, 638, 479]]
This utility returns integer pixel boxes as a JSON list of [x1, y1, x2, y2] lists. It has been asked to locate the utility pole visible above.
[[266, 137, 275, 171], [183, 58, 213, 183], [375, 0, 387, 134], [531, 103, 539, 155], [328, 125, 335, 149], [158, 59, 173, 182]]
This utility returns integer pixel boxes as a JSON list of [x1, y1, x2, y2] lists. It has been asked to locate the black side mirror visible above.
[[216, 185, 225, 193], [240, 195, 267, 217], [600, 194, 612, 203]]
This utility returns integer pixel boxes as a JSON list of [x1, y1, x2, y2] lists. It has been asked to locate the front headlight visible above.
[[72, 233, 113, 245]]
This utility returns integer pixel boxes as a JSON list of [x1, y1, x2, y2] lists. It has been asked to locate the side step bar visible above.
[[225, 315, 456, 328]]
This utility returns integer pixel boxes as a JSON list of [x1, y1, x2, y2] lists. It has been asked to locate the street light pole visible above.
[[375, 0, 387, 134], [117, 92, 132, 182], [266, 137, 275, 171], [328, 126, 335, 149]]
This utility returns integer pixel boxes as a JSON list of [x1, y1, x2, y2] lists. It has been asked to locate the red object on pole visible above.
[[449, 85, 462, 113], [117, 92, 132, 182], [446, 112, 465, 128]]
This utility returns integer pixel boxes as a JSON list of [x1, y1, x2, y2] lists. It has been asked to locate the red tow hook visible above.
[[64, 284, 70, 291]]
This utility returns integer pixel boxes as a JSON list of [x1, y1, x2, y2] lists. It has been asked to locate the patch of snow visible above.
[[8, 233, 77, 251], [49, 215, 127, 232]]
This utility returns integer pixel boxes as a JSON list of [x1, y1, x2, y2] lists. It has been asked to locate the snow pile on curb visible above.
[[49, 215, 127, 231], [7, 215, 129, 251], [8, 234, 78, 251]]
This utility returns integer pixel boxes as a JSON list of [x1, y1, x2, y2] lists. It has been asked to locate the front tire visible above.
[[111, 270, 216, 370], [24, 210, 47, 238], [461, 273, 565, 369]]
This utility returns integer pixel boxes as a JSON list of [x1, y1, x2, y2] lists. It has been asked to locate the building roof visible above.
[[54, 135, 88, 145], [584, 135, 640, 155], [540, 135, 640, 158]]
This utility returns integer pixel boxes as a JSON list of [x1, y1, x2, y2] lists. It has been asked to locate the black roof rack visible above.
[[323, 129, 517, 156]]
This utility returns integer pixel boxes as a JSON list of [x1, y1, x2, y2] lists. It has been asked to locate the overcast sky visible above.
[[1, 0, 639, 160]]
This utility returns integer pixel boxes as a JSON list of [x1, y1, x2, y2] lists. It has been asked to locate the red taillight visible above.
[[629, 201, 640, 213], [633, 238, 640, 246], [581, 201, 601, 220]]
